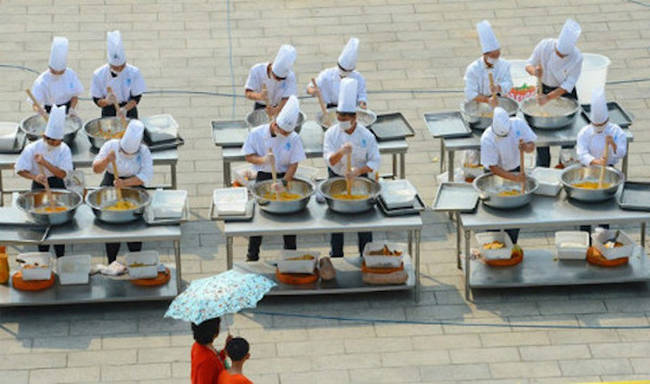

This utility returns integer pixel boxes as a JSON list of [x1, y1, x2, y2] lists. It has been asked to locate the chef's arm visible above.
[[306, 84, 318, 96], [41, 160, 67, 179], [17, 170, 42, 182], [124, 94, 142, 112], [92, 156, 111, 173], [245, 154, 266, 165], [525, 64, 537, 76], [356, 165, 373, 176], [118, 176, 144, 187], [69, 96, 79, 110], [284, 163, 298, 182], [489, 165, 520, 182], [277, 97, 289, 112], [521, 141, 535, 153], [546, 87, 566, 101], [328, 148, 346, 167], [245, 89, 265, 101], [473, 95, 492, 103]]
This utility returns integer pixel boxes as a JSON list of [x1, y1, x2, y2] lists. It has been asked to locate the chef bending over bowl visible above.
[[92, 120, 153, 263], [323, 78, 380, 257]]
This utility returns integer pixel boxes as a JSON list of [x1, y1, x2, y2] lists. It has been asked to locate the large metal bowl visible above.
[[250, 177, 314, 214], [20, 114, 82, 145], [85, 187, 151, 223], [16, 189, 83, 226], [473, 172, 539, 209], [520, 96, 580, 130], [316, 107, 377, 130], [83, 117, 132, 149], [461, 96, 518, 130], [560, 165, 624, 202], [245, 109, 305, 133], [319, 177, 381, 213]]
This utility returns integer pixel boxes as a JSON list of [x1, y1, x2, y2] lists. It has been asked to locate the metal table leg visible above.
[[392, 154, 397, 179], [400, 153, 406, 179], [0, 169, 4, 207], [440, 140, 445, 174], [456, 212, 462, 270], [448, 150, 455, 182], [642, 222, 646, 248], [622, 143, 629, 177], [226, 236, 234, 269], [170, 164, 177, 190], [408, 230, 413, 256], [414, 229, 421, 303], [464, 228, 471, 301], [224, 160, 232, 187], [174, 239, 182, 291]]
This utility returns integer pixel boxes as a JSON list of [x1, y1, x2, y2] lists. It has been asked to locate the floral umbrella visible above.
[[164, 270, 276, 324]]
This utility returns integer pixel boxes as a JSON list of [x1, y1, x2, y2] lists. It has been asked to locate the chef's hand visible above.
[[105, 150, 116, 164], [537, 94, 549, 106], [67, 107, 77, 117], [359, 101, 367, 110], [489, 95, 498, 108], [341, 142, 353, 156], [117, 106, 127, 119], [263, 152, 275, 165], [259, 87, 268, 102], [114, 178, 126, 188], [345, 167, 361, 181], [34, 173, 48, 187], [591, 158, 607, 166], [34, 154, 46, 166], [518, 139, 526, 151], [271, 181, 286, 193], [490, 84, 501, 95], [534, 65, 543, 78], [107, 93, 118, 105], [606, 135, 615, 147], [513, 172, 527, 183]]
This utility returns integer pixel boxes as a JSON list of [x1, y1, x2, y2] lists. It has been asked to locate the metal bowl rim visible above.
[[84, 187, 152, 211], [520, 96, 581, 118], [318, 176, 382, 199], [16, 188, 84, 214], [472, 172, 540, 196], [249, 177, 316, 201]]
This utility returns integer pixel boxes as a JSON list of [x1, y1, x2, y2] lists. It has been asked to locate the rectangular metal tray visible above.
[[378, 194, 425, 216], [369, 112, 415, 141], [433, 182, 479, 212], [147, 136, 184, 152], [616, 181, 650, 211], [424, 111, 471, 138], [211, 120, 249, 148], [0, 127, 27, 154], [582, 102, 633, 128]]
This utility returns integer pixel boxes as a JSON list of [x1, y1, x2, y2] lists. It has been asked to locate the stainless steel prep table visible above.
[[213, 125, 409, 187], [437, 115, 634, 181], [0, 134, 179, 205], [0, 205, 183, 307], [458, 191, 650, 300], [222, 199, 423, 301]]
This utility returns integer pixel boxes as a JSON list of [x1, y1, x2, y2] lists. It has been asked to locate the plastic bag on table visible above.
[[232, 164, 257, 187], [64, 170, 85, 197], [436, 168, 466, 184], [557, 148, 579, 169], [461, 150, 483, 180]]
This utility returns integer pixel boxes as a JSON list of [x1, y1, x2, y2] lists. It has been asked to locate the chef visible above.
[[92, 120, 153, 263], [480, 107, 537, 243], [90, 31, 147, 119], [29, 37, 84, 117], [323, 78, 380, 258], [244, 45, 297, 118], [525, 18, 583, 167], [16, 105, 73, 257], [242, 95, 305, 261], [306, 37, 368, 109]]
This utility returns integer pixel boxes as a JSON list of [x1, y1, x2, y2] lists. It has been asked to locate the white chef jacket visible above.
[[308, 68, 368, 106], [15, 139, 73, 178], [90, 64, 146, 103], [527, 38, 583, 93], [96, 139, 153, 186], [242, 124, 306, 174], [323, 123, 380, 176], [480, 118, 537, 171], [244, 62, 297, 106], [463, 57, 513, 102], [30, 69, 84, 107], [576, 123, 627, 167]]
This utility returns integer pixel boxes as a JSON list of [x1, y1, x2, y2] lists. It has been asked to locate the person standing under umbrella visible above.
[[525, 19, 583, 167], [244, 44, 297, 117], [91, 120, 153, 263], [16, 105, 72, 257], [323, 78, 380, 258], [242, 96, 305, 261], [90, 30, 146, 119], [191, 317, 232, 384], [306, 37, 368, 110]]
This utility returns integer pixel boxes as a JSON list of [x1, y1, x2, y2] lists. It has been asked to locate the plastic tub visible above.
[[19, 252, 52, 281], [555, 231, 589, 260], [363, 242, 406, 268], [57, 254, 91, 285], [276, 250, 320, 274], [576, 54, 611, 105], [531, 167, 563, 197], [126, 251, 160, 279], [508, 59, 538, 102], [213, 187, 248, 215], [379, 179, 417, 209], [476, 232, 513, 260], [592, 229, 635, 261]]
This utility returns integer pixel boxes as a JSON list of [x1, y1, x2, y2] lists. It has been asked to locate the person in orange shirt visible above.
[[218, 337, 253, 384], [191, 317, 232, 384]]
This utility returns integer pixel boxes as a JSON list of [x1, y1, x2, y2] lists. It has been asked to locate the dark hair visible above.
[[336, 111, 356, 118], [226, 337, 249, 361], [191, 317, 221, 345]]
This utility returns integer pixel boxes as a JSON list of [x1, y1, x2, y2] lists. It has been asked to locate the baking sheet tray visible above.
[[369, 113, 415, 141], [433, 182, 479, 212], [147, 136, 184, 152], [378, 194, 425, 216], [0, 207, 39, 226], [582, 102, 633, 128], [0, 225, 49, 244], [424, 111, 471, 138], [0, 126, 27, 154], [616, 181, 650, 211], [211, 120, 249, 147]]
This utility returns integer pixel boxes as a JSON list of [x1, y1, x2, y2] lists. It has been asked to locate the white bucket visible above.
[[576, 53, 611, 105], [508, 59, 538, 102]]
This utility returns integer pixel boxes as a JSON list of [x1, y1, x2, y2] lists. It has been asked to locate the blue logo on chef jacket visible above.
[[126, 78, 132, 86], [69, 82, 74, 89], [515, 129, 521, 138], [285, 142, 291, 151], [361, 139, 367, 148]]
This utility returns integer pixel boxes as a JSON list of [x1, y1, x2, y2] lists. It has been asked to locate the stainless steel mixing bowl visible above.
[[20, 114, 83, 145], [83, 117, 132, 149], [461, 96, 518, 130], [520, 96, 580, 130], [318, 177, 381, 213], [245, 109, 305, 133], [316, 107, 377, 130], [473, 172, 539, 209], [16, 189, 83, 226], [250, 177, 314, 214], [85, 187, 151, 223], [560, 165, 624, 202]]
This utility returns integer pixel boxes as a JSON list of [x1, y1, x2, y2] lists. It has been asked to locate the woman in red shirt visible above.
[[191, 317, 232, 384]]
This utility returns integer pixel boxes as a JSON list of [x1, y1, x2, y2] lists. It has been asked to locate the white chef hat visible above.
[[338, 37, 359, 71], [271, 45, 297, 79], [45, 105, 66, 140], [49, 37, 68, 71], [276, 96, 300, 132], [492, 107, 511, 137], [476, 20, 500, 54], [107, 30, 126, 66], [590, 87, 608, 125], [557, 18, 581, 55], [120, 120, 144, 154], [337, 78, 358, 114]]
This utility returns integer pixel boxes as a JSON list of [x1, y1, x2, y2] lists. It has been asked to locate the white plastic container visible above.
[[18, 252, 52, 281], [380, 179, 417, 209], [476, 232, 513, 260], [126, 251, 160, 279], [363, 242, 406, 268], [592, 229, 635, 261], [213, 187, 248, 215], [57, 254, 91, 285], [294, 166, 320, 181], [276, 250, 320, 274], [150, 189, 187, 219], [142, 114, 179, 142], [531, 167, 563, 197], [576, 54, 611, 105], [555, 231, 589, 260]]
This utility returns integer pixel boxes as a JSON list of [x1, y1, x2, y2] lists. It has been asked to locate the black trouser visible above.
[[101, 102, 138, 119], [253, 102, 266, 110], [247, 171, 297, 261], [487, 166, 521, 244], [327, 168, 373, 257], [536, 84, 579, 167], [32, 177, 66, 257], [101, 172, 142, 263], [44, 101, 72, 114]]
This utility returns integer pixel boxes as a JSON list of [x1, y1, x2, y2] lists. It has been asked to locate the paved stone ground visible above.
[[1, 0, 650, 383]]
